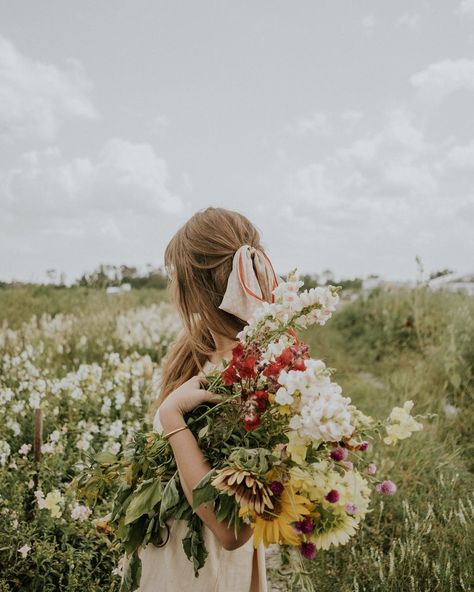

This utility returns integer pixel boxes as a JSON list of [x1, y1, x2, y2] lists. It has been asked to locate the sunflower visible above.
[[211, 467, 275, 514], [238, 481, 314, 547]]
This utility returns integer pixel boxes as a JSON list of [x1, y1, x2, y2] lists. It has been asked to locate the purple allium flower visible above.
[[324, 489, 340, 503], [375, 480, 397, 495], [341, 460, 353, 471], [330, 447, 348, 462], [299, 541, 317, 560], [345, 503, 357, 515], [358, 441, 369, 452], [367, 463, 377, 475], [269, 481, 284, 496]]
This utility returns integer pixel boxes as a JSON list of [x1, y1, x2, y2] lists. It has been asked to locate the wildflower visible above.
[[239, 482, 313, 546], [43, 490, 63, 517], [384, 400, 423, 445], [212, 467, 274, 514], [299, 541, 317, 559], [243, 414, 261, 431], [325, 489, 340, 503], [345, 503, 357, 515], [358, 441, 369, 451], [34, 490, 45, 509], [71, 503, 92, 522], [367, 463, 377, 475], [330, 447, 348, 462], [18, 544, 31, 558], [294, 516, 314, 534], [269, 481, 284, 496], [375, 480, 397, 495], [18, 444, 32, 456]]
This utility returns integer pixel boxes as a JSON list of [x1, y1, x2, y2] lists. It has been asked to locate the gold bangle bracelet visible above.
[[163, 425, 189, 440]]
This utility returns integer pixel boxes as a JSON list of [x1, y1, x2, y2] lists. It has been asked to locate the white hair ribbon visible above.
[[218, 244, 281, 322]]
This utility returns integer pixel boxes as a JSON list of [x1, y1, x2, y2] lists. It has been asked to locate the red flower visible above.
[[238, 355, 258, 379], [291, 357, 307, 371], [231, 342, 244, 362], [276, 347, 294, 366], [263, 361, 283, 378], [221, 364, 238, 386], [243, 414, 261, 431], [252, 390, 269, 411]]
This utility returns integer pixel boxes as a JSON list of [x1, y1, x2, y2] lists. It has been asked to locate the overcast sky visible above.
[[1, 1, 473, 284]]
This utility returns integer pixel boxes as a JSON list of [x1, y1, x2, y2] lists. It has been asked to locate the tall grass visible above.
[[296, 286, 474, 591]]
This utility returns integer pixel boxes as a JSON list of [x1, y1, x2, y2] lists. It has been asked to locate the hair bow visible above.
[[218, 244, 281, 322]]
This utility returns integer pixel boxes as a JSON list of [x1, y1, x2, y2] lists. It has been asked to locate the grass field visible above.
[[0, 284, 472, 592]]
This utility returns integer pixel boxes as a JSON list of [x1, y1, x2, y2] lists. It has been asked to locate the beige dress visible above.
[[136, 358, 268, 592]]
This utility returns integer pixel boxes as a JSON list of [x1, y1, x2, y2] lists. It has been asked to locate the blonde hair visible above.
[[153, 206, 273, 410]]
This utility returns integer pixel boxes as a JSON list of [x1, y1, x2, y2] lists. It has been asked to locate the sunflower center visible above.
[[261, 498, 282, 520]]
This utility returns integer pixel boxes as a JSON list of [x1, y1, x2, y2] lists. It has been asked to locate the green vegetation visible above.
[[0, 283, 472, 591]]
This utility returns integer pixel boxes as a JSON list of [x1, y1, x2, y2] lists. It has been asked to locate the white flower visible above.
[[35, 490, 45, 509], [0, 440, 11, 466], [28, 391, 41, 409], [114, 391, 126, 410], [18, 544, 31, 558], [71, 503, 92, 522], [275, 387, 294, 406], [101, 397, 112, 416], [49, 430, 61, 443], [7, 420, 21, 436], [107, 419, 123, 438]]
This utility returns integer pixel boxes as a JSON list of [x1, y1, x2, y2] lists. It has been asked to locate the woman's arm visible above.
[[159, 406, 254, 551]]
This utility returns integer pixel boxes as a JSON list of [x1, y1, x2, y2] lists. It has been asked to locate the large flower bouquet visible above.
[[74, 270, 425, 592]]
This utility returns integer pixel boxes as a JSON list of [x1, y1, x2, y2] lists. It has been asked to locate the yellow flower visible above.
[[238, 481, 313, 547], [286, 431, 308, 465], [384, 400, 423, 445], [44, 489, 63, 518]]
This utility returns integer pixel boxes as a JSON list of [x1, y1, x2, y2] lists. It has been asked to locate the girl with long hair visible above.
[[138, 206, 280, 592]]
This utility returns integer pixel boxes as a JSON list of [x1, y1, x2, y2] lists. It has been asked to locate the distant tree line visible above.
[[77, 264, 168, 289]]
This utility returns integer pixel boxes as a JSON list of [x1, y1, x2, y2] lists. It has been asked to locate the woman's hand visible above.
[[158, 375, 221, 430]]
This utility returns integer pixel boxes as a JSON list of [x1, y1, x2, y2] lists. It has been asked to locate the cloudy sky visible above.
[[1, 1, 473, 283]]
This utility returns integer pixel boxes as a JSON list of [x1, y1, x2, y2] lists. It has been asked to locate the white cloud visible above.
[[284, 103, 473, 278], [0, 138, 187, 280], [0, 35, 98, 142], [1, 138, 183, 221], [456, 0, 474, 16], [283, 112, 331, 135], [395, 12, 420, 30], [411, 59, 474, 101]]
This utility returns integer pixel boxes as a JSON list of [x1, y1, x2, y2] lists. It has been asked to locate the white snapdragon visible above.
[[277, 359, 354, 443]]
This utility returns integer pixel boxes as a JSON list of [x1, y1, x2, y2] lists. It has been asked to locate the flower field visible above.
[[0, 284, 473, 592]]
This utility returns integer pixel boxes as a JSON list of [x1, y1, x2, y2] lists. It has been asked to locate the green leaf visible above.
[[94, 450, 119, 464], [159, 475, 180, 524], [182, 514, 208, 577], [215, 493, 236, 524], [120, 552, 142, 592], [191, 469, 217, 510], [123, 515, 148, 555], [125, 479, 163, 525]]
